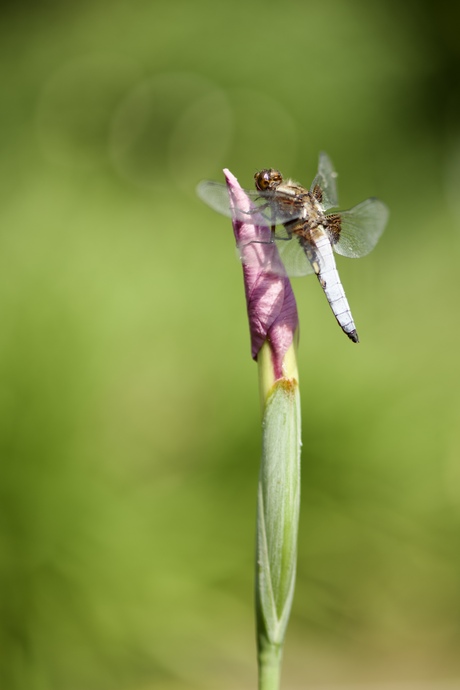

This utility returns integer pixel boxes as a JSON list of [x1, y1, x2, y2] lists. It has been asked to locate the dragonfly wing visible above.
[[237, 229, 314, 278], [237, 241, 284, 277], [332, 197, 389, 258], [197, 180, 305, 225], [196, 180, 265, 223], [275, 234, 315, 277], [310, 151, 339, 210]]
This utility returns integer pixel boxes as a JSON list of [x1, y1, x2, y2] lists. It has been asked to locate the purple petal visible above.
[[224, 169, 299, 377]]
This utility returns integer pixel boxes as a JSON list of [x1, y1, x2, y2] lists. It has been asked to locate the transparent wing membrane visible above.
[[332, 198, 389, 258], [196, 180, 305, 225], [310, 151, 339, 210], [197, 180, 253, 220], [235, 231, 313, 278], [275, 235, 314, 277]]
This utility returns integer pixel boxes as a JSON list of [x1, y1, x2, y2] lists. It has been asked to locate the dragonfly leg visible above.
[[239, 238, 274, 248], [239, 204, 273, 223]]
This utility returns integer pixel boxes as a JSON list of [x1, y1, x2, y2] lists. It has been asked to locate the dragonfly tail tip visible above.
[[348, 330, 359, 343]]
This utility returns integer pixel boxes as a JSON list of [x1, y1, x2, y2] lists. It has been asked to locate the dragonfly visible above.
[[197, 152, 388, 343]]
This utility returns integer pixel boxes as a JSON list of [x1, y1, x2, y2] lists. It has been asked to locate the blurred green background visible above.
[[1, 0, 460, 688]]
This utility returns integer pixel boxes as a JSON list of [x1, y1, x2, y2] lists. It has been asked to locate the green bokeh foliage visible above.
[[1, 0, 460, 688]]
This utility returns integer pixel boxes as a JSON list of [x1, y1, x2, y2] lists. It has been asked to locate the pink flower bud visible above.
[[224, 169, 299, 379]]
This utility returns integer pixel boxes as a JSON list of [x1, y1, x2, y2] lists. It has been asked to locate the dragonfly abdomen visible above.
[[311, 232, 359, 343]]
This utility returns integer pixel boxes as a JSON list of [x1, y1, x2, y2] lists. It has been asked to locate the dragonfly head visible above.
[[254, 168, 283, 192]]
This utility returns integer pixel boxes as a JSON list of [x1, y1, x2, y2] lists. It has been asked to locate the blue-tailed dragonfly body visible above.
[[197, 153, 388, 342]]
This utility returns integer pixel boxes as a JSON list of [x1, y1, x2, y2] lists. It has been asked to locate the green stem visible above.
[[258, 638, 283, 690], [255, 340, 301, 690]]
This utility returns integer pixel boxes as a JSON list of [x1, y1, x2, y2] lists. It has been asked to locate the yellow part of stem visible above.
[[257, 333, 300, 412]]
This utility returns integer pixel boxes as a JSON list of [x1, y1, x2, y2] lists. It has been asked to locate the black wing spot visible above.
[[326, 213, 342, 244], [312, 184, 323, 202]]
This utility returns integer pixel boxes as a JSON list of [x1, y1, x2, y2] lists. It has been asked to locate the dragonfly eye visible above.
[[254, 168, 283, 192]]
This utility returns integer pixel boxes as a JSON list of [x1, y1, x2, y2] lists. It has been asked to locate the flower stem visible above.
[[256, 340, 301, 690], [257, 638, 283, 690]]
